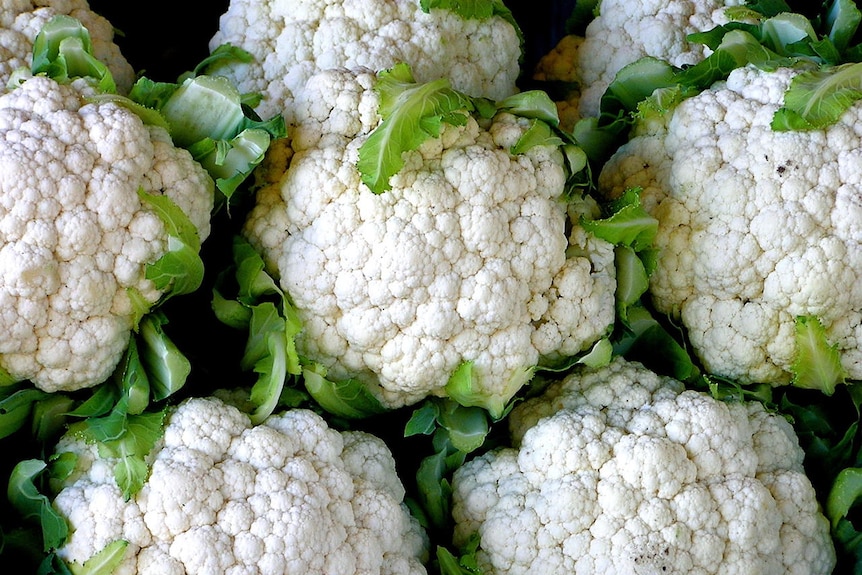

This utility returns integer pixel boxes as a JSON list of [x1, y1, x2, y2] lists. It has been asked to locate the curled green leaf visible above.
[[358, 63, 474, 193], [772, 62, 862, 130]]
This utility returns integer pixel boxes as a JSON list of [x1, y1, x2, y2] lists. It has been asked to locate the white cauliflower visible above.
[[0, 74, 214, 392], [0, 0, 135, 91], [207, 0, 522, 124], [450, 356, 836, 575], [243, 67, 616, 414], [533, 0, 743, 128], [598, 64, 862, 386], [51, 395, 428, 575]]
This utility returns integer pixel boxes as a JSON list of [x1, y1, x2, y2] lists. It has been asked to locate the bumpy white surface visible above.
[[451, 357, 836, 575], [599, 65, 862, 384], [243, 67, 617, 411], [208, 0, 522, 123], [0, 75, 213, 391], [53, 396, 429, 575]]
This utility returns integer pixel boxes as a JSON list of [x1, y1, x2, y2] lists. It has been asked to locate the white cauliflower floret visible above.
[[0, 0, 135, 91], [51, 396, 428, 575], [243, 67, 616, 413], [207, 0, 522, 124], [598, 64, 862, 385], [533, 0, 743, 128], [0, 75, 214, 392], [451, 357, 836, 575]]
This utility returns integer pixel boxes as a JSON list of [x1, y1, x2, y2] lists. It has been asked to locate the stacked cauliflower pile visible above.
[[451, 357, 836, 574], [0, 0, 135, 91], [52, 396, 429, 575], [0, 74, 214, 392], [598, 64, 862, 385], [533, 0, 744, 129]]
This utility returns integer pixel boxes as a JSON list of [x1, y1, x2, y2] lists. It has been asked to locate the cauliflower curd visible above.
[[451, 357, 836, 574], [0, 75, 214, 392], [243, 67, 617, 411], [51, 396, 428, 574], [208, 0, 522, 124], [599, 64, 862, 385]]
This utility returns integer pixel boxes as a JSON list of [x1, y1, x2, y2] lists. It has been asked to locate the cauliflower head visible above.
[[450, 357, 836, 575], [0, 0, 135, 92], [0, 75, 214, 392], [243, 67, 617, 412], [51, 395, 429, 575], [598, 64, 862, 385], [534, 0, 743, 127], [207, 0, 522, 124]]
